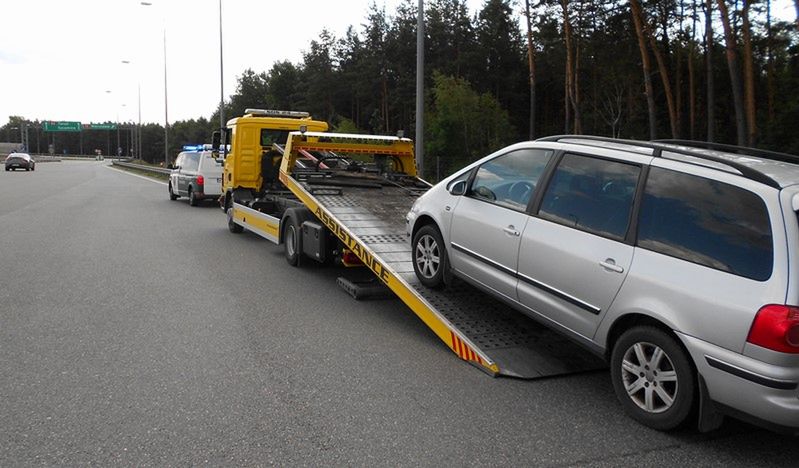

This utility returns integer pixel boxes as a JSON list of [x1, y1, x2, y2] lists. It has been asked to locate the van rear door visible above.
[[200, 152, 224, 196]]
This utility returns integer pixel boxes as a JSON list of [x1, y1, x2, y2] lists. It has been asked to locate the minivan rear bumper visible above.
[[678, 332, 799, 433]]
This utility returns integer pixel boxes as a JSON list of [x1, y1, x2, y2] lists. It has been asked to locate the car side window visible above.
[[468, 148, 553, 211], [637, 167, 773, 281], [539, 153, 640, 241], [183, 153, 200, 172], [174, 154, 184, 169]]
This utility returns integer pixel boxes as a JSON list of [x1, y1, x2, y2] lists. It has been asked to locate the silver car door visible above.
[[517, 153, 640, 339], [449, 148, 554, 300]]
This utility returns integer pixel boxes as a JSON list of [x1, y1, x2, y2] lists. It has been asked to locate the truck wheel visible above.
[[188, 188, 198, 206], [227, 206, 243, 233], [169, 183, 178, 200], [412, 224, 449, 289], [283, 216, 302, 266], [610, 326, 696, 431]]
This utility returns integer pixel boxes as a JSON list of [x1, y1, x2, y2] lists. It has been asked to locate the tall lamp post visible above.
[[219, 0, 225, 134], [121, 60, 142, 160], [105, 90, 113, 156], [416, 0, 424, 178], [141, 1, 169, 168]]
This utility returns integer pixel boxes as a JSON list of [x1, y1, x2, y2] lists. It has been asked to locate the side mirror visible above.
[[212, 130, 222, 152], [449, 180, 467, 196]]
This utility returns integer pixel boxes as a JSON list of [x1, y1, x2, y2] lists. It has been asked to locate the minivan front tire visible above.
[[610, 326, 696, 431], [412, 224, 449, 289]]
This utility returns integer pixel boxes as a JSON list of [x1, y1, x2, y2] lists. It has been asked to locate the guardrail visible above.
[[112, 160, 172, 175]]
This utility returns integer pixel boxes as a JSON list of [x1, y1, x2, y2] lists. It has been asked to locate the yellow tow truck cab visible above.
[[221, 108, 328, 195]]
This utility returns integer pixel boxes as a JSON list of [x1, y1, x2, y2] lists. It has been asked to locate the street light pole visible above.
[[416, 0, 425, 178], [219, 0, 225, 133], [163, 26, 169, 168], [121, 60, 142, 160], [105, 90, 112, 156], [141, 1, 169, 168]]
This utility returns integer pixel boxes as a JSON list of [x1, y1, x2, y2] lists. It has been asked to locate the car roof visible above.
[[536, 136, 799, 189], [661, 144, 799, 188]]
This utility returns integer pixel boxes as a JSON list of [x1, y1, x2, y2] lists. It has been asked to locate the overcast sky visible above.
[[1, 0, 795, 128], [1, 0, 484, 127]]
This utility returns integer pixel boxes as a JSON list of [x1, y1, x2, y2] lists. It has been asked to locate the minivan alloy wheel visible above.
[[610, 326, 695, 431], [620, 341, 678, 413], [415, 234, 440, 279]]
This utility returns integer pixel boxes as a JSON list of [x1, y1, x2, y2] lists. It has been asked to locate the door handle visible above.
[[502, 225, 520, 237], [599, 259, 624, 273]]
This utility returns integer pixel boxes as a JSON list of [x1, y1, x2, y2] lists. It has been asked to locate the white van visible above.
[[168, 148, 223, 206]]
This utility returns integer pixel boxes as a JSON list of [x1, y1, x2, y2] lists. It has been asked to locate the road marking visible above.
[[105, 165, 168, 186]]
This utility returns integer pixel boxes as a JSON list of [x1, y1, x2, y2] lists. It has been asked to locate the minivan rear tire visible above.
[[610, 326, 695, 431]]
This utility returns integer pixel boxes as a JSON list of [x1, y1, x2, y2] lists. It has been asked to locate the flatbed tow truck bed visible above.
[[310, 183, 604, 378], [233, 131, 603, 378]]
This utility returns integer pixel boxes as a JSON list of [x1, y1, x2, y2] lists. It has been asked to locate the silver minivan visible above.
[[406, 136, 799, 434], [169, 148, 223, 206]]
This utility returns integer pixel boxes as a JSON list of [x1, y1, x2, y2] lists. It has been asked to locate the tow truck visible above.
[[217, 109, 602, 378]]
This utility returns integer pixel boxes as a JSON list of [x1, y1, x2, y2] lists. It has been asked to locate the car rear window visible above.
[[637, 167, 773, 281]]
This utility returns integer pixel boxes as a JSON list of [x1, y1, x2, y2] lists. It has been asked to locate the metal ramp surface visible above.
[[314, 184, 605, 379]]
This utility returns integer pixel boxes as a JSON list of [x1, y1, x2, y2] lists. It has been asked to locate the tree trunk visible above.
[[630, 0, 657, 140], [689, 0, 697, 140], [525, 0, 537, 140], [795, 0, 799, 28], [574, 26, 582, 134], [741, 1, 756, 146], [767, 0, 776, 122], [645, 16, 679, 138], [573, 0, 583, 134], [716, 0, 747, 146], [705, 0, 715, 142], [562, 0, 576, 134]]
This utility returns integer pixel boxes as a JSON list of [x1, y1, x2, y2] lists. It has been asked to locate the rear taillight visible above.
[[197, 175, 204, 185], [341, 250, 363, 266], [747, 305, 799, 354]]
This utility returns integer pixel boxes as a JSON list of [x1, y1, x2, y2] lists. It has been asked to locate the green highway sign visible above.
[[88, 123, 117, 130], [43, 121, 82, 132]]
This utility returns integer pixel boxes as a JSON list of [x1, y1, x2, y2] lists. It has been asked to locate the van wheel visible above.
[[610, 326, 695, 431], [283, 216, 302, 266], [412, 224, 449, 289], [169, 183, 178, 200], [188, 188, 198, 206]]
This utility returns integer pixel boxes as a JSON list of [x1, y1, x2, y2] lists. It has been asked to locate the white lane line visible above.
[[105, 165, 168, 186]]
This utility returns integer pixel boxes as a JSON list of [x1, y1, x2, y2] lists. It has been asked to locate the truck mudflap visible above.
[[279, 170, 605, 378]]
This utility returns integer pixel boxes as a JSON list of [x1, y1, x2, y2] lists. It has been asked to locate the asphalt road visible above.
[[1, 161, 796, 466]]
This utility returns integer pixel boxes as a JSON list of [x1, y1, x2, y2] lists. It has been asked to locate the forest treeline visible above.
[[4, 0, 798, 179]]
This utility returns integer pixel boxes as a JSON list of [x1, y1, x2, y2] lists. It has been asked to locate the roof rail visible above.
[[537, 135, 781, 189], [654, 139, 799, 165]]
